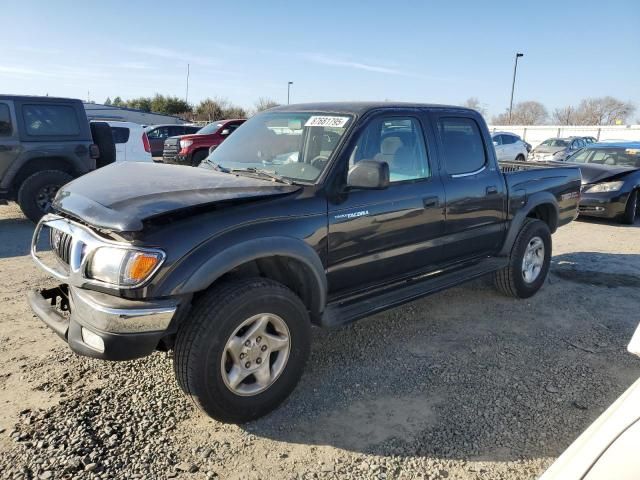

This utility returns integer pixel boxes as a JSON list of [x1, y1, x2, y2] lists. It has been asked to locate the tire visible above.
[[621, 190, 638, 225], [515, 154, 526, 162], [90, 122, 116, 168], [17, 170, 73, 223], [494, 218, 551, 299], [191, 149, 208, 167], [174, 278, 311, 423]]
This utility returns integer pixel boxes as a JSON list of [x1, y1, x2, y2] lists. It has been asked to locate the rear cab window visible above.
[[437, 117, 487, 175], [22, 104, 80, 136]]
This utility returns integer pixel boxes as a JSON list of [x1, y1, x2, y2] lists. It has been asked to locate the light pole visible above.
[[508, 53, 524, 124], [287, 81, 293, 104]]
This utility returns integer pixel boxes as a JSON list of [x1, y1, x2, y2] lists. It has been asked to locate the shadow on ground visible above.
[[238, 253, 640, 462]]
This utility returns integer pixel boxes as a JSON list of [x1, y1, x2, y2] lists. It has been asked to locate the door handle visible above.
[[423, 196, 439, 208], [486, 186, 498, 195]]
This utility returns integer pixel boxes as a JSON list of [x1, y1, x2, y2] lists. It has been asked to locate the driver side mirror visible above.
[[220, 129, 231, 136], [347, 160, 390, 190]]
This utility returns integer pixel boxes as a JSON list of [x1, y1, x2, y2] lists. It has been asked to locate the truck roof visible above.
[[271, 102, 476, 115]]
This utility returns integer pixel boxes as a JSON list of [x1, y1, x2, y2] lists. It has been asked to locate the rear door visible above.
[[0, 101, 20, 184], [327, 112, 446, 296], [430, 112, 507, 262]]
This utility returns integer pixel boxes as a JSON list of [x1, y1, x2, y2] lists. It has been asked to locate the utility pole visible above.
[[287, 81, 293, 104], [508, 53, 524, 124], [186, 64, 190, 104]]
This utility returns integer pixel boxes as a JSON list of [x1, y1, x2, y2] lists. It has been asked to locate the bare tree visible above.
[[552, 106, 575, 125], [492, 101, 548, 125], [574, 97, 635, 125], [195, 97, 230, 121], [462, 97, 486, 116], [255, 97, 280, 113]]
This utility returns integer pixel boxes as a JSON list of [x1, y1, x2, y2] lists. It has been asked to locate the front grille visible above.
[[49, 228, 73, 265]]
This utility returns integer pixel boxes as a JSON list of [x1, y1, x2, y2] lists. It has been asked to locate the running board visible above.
[[319, 257, 507, 328]]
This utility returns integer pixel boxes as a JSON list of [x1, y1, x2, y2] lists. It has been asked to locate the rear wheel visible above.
[[174, 278, 311, 423], [17, 170, 73, 223], [494, 218, 551, 298], [621, 190, 638, 225]]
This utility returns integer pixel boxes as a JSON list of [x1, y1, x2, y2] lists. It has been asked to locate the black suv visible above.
[[0, 95, 114, 222]]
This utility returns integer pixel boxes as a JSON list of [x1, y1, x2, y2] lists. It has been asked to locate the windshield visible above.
[[197, 122, 224, 135], [541, 139, 568, 147], [568, 147, 640, 167], [205, 111, 352, 182]]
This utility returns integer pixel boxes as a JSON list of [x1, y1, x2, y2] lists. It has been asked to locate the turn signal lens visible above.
[[122, 252, 163, 284]]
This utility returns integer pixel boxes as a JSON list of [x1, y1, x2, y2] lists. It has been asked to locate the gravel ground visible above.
[[1, 202, 639, 480]]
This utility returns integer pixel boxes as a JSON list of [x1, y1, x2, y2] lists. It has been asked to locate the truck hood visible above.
[[566, 162, 638, 184], [53, 162, 300, 232]]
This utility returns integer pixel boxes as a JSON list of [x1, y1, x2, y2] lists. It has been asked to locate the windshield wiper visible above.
[[231, 168, 293, 185], [203, 158, 230, 173]]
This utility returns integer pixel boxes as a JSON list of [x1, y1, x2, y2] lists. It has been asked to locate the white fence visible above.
[[488, 125, 640, 148]]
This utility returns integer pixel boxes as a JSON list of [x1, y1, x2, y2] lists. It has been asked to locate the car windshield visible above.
[[567, 147, 640, 167], [204, 111, 353, 183], [541, 139, 568, 147], [197, 122, 224, 135]]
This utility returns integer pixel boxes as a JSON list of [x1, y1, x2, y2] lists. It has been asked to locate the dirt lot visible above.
[[1, 202, 639, 480]]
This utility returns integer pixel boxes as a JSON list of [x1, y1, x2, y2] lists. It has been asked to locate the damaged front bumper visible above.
[[27, 284, 179, 361]]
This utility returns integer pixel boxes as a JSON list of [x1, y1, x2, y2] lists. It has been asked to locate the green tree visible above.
[[104, 97, 112, 105], [112, 96, 124, 107]]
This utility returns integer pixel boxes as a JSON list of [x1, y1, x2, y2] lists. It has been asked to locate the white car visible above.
[[103, 121, 153, 163], [540, 323, 640, 480], [491, 132, 529, 162]]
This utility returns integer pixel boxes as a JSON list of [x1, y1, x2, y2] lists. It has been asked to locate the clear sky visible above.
[[1, 0, 638, 118]]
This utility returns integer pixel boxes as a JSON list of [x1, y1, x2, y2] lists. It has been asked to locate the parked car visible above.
[[145, 124, 201, 157], [540, 322, 640, 480], [162, 118, 245, 166], [102, 121, 153, 163], [583, 136, 597, 144], [565, 142, 640, 224], [530, 137, 587, 162], [0, 95, 115, 222], [28, 102, 580, 423], [491, 131, 528, 161]]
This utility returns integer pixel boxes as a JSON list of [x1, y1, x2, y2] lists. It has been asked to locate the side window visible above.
[[492, 135, 503, 146], [437, 117, 487, 175], [503, 135, 516, 145], [22, 104, 80, 136], [168, 126, 183, 137], [0, 104, 12, 136], [111, 127, 130, 144], [186, 126, 201, 134], [348, 116, 430, 182]]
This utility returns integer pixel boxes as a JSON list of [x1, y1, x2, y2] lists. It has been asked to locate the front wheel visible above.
[[621, 190, 638, 225], [174, 278, 311, 423], [515, 154, 526, 162], [190, 149, 208, 167], [494, 218, 551, 298]]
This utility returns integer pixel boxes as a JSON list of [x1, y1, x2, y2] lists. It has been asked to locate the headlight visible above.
[[87, 247, 165, 286], [583, 181, 624, 193], [179, 140, 193, 149]]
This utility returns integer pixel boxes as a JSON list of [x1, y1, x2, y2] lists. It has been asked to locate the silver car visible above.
[[530, 137, 587, 162], [491, 132, 529, 162]]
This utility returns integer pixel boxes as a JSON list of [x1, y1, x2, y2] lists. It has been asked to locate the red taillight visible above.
[[142, 132, 151, 153]]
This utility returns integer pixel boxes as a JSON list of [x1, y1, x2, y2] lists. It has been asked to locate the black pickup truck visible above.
[[28, 102, 581, 423]]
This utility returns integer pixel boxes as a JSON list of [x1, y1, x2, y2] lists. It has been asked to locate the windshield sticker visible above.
[[305, 116, 350, 128]]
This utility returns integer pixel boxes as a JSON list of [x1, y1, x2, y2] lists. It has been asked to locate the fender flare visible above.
[[499, 191, 559, 257], [170, 236, 327, 316], [0, 151, 88, 190]]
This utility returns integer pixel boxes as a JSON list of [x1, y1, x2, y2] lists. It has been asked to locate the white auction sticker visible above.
[[305, 116, 350, 128]]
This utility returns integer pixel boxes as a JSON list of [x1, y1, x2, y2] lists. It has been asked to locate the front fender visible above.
[[159, 236, 327, 316]]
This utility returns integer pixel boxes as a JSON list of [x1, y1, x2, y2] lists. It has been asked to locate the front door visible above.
[[430, 113, 507, 263], [327, 113, 446, 297]]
